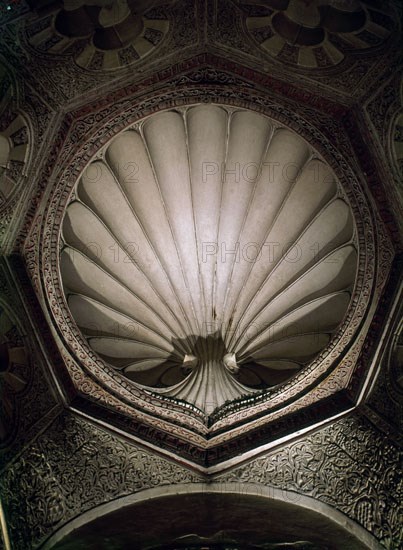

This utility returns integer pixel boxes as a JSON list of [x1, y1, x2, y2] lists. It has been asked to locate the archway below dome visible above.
[[44, 484, 378, 550]]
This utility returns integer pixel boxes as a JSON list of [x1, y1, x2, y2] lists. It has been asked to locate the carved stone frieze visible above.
[[0, 410, 401, 549], [0, 411, 202, 550], [218, 414, 403, 549]]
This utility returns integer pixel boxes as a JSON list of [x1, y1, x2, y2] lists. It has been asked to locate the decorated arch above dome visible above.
[[240, 0, 394, 68], [60, 104, 357, 415]]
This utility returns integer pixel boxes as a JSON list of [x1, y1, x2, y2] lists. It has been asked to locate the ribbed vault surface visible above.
[[61, 104, 357, 413]]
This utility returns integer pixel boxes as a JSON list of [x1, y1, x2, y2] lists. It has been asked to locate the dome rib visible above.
[[187, 105, 228, 328], [79, 157, 198, 342], [218, 118, 276, 326], [228, 199, 352, 352], [225, 195, 354, 348], [61, 247, 182, 349], [221, 133, 315, 337], [135, 123, 202, 342], [231, 244, 357, 353], [213, 111, 274, 325], [104, 133, 198, 344], [63, 202, 188, 340], [143, 111, 205, 337], [66, 293, 176, 355], [238, 291, 351, 360]]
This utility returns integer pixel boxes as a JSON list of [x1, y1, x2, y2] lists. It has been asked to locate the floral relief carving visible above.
[[0, 412, 202, 550], [0, 412, 401, 548], [219, 415, 402, 548]]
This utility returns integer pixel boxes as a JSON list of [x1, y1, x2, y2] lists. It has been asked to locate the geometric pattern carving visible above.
[[26, 1, 169, 71], [240, 0, 394, 68]]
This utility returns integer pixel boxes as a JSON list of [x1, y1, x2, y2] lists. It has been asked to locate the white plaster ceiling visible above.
[[61, 104, 357, 413]]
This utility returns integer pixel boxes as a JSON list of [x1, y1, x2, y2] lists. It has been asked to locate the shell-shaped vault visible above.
[[60, 104, 357, 414]]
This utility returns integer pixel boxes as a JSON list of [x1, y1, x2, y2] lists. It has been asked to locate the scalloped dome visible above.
[[61, 104, 357, 413], [242, 0, 393, 68], [26, 2, 169, 71]]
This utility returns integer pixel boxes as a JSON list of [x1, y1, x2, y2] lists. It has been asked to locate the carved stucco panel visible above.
[[219, 415, 402, 548], [0, 412, 401, 548], [0, 412, 202, 550]]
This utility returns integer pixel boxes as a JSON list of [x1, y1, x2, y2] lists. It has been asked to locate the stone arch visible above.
[[42, 482, 381, 549]]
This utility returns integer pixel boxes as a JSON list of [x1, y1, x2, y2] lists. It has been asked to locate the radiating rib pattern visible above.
[[61, 104, 357, 413]]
